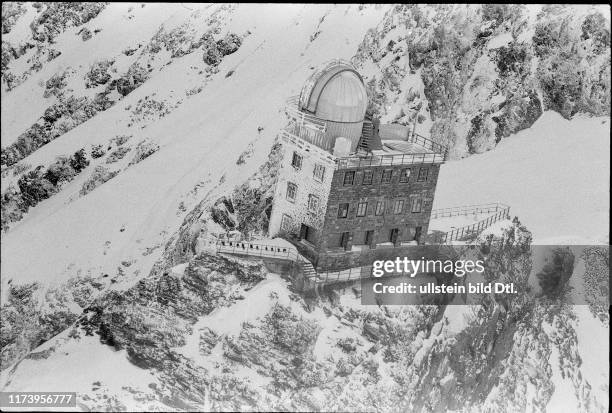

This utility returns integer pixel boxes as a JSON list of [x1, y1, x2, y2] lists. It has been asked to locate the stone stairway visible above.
[[298, 259, 317, 279], [358, 120, 373, 151]]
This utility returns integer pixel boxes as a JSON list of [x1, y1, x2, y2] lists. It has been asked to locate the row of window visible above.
[[291, 151, 431, 187], [343, 167, 429, 186], [336, 226, 423, 249], [291, 152, 326, 182], [286, 181, 424, 217], [337, 197, 423, 218]]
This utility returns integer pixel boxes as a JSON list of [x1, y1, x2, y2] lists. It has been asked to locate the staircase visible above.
[[358, 120, 375, 151], [298, 259, 317, 279]]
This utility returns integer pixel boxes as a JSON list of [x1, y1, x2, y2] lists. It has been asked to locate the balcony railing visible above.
[[432, 204, 512, 243], [216, 239, 302, 261], [285, 96, 327, 131], [335, 152, 445, 170], [430, 203, 509, 220], [409, 132, 448, 159], [280, 130, 337, 164]]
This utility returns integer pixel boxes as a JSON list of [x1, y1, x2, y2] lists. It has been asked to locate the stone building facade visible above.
[[268, 59, 446, 271], [268, 131, 335, 246]]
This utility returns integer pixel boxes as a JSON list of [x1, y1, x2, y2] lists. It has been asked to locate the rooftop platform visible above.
[[283, 95, 448, 170], [335, 133, 447, 169]]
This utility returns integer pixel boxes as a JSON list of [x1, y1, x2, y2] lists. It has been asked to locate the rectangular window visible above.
[[381, 169, 393, 184], [291, 152, 302, 170], [389, 228, 399, 244], [362, 170, 373, 185], [343, 171, 355, 186], [313, 164, 326, 182], [417, 167, 429, 182], [337, 203, 349, 218], [411, 197, 422, 213], [280, 214, 292, 232], [308, 194, 319, 212], [399, 168, 411, 183], [340, 232, 350, 250], [375, 201, 385, 216], [356, 202, 367, 217], [365, 230, 374, 247], [286, 182, 297, 202], [393, 199, 404, 214]]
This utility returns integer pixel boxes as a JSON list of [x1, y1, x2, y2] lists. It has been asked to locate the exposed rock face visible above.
[[127, 140, 160, 166], [0, 276, 104, 371], [79, 165, 119, 196], [85, 59, 115, 88], [114, 63, 150, 97], [353, 4, 610, 158], [30, 3, 106, 42], [1, 2, 27, 35]]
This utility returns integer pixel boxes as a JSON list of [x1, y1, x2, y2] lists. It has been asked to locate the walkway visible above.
[[214, 203, 510, 286]]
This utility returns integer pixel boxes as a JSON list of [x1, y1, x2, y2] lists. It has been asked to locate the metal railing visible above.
[[216, 239, 303, 261], [280, 130, 337, 164], [335, 152, 445, 170], [284, 96, 329, 150], [438, 204, 511, 243], [409, 132, 448, 159], [314, 266, 368, 283], [285, 96, 327, 131], [215, 239, 324, 281], [430, 203, 509, 220]]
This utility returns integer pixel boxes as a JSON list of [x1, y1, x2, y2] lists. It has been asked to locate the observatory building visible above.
[[269, 60, 447, 271]]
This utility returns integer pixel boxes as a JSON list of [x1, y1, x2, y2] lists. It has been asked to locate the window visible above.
[[362, 170, 373, 185], [417, 167, 429, 182], [375, 201, 385, 216], [356, 202, 367, 217], [365, 230, 374, 247], [337, 203, 349, 218], [280, 214, 292, 232], [399, 168, 411, 183], [291, 152, 302, 170], [340, 232, 350, 250], [381, 169, 393, 184], [286, 182, 297, 202], [389, 228, 399, 244], [411, 197, 422, 213], [308, 194, 319, 212], [343, 171, 355, 185], [393, 200, 404, 214], [313, 164, 326, 182]]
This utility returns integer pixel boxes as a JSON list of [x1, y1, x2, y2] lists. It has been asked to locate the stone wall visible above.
[[267, 134, 335, 244], [314, 243, 456, 271], [318, 162, 441, 256]]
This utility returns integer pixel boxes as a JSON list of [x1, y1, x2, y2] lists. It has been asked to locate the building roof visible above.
[[298, 60, 367, 123]]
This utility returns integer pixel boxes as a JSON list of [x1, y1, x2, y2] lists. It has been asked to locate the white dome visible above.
[[299, 61, 368, 123], [315, 71, 367, 123]]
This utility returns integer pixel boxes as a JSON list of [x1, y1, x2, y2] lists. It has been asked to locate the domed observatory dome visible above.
[[298, 60, 367, 153]]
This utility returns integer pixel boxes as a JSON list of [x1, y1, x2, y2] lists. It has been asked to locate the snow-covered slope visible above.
[[435, 111, 609, 244], [1, 3, 390, 289]]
